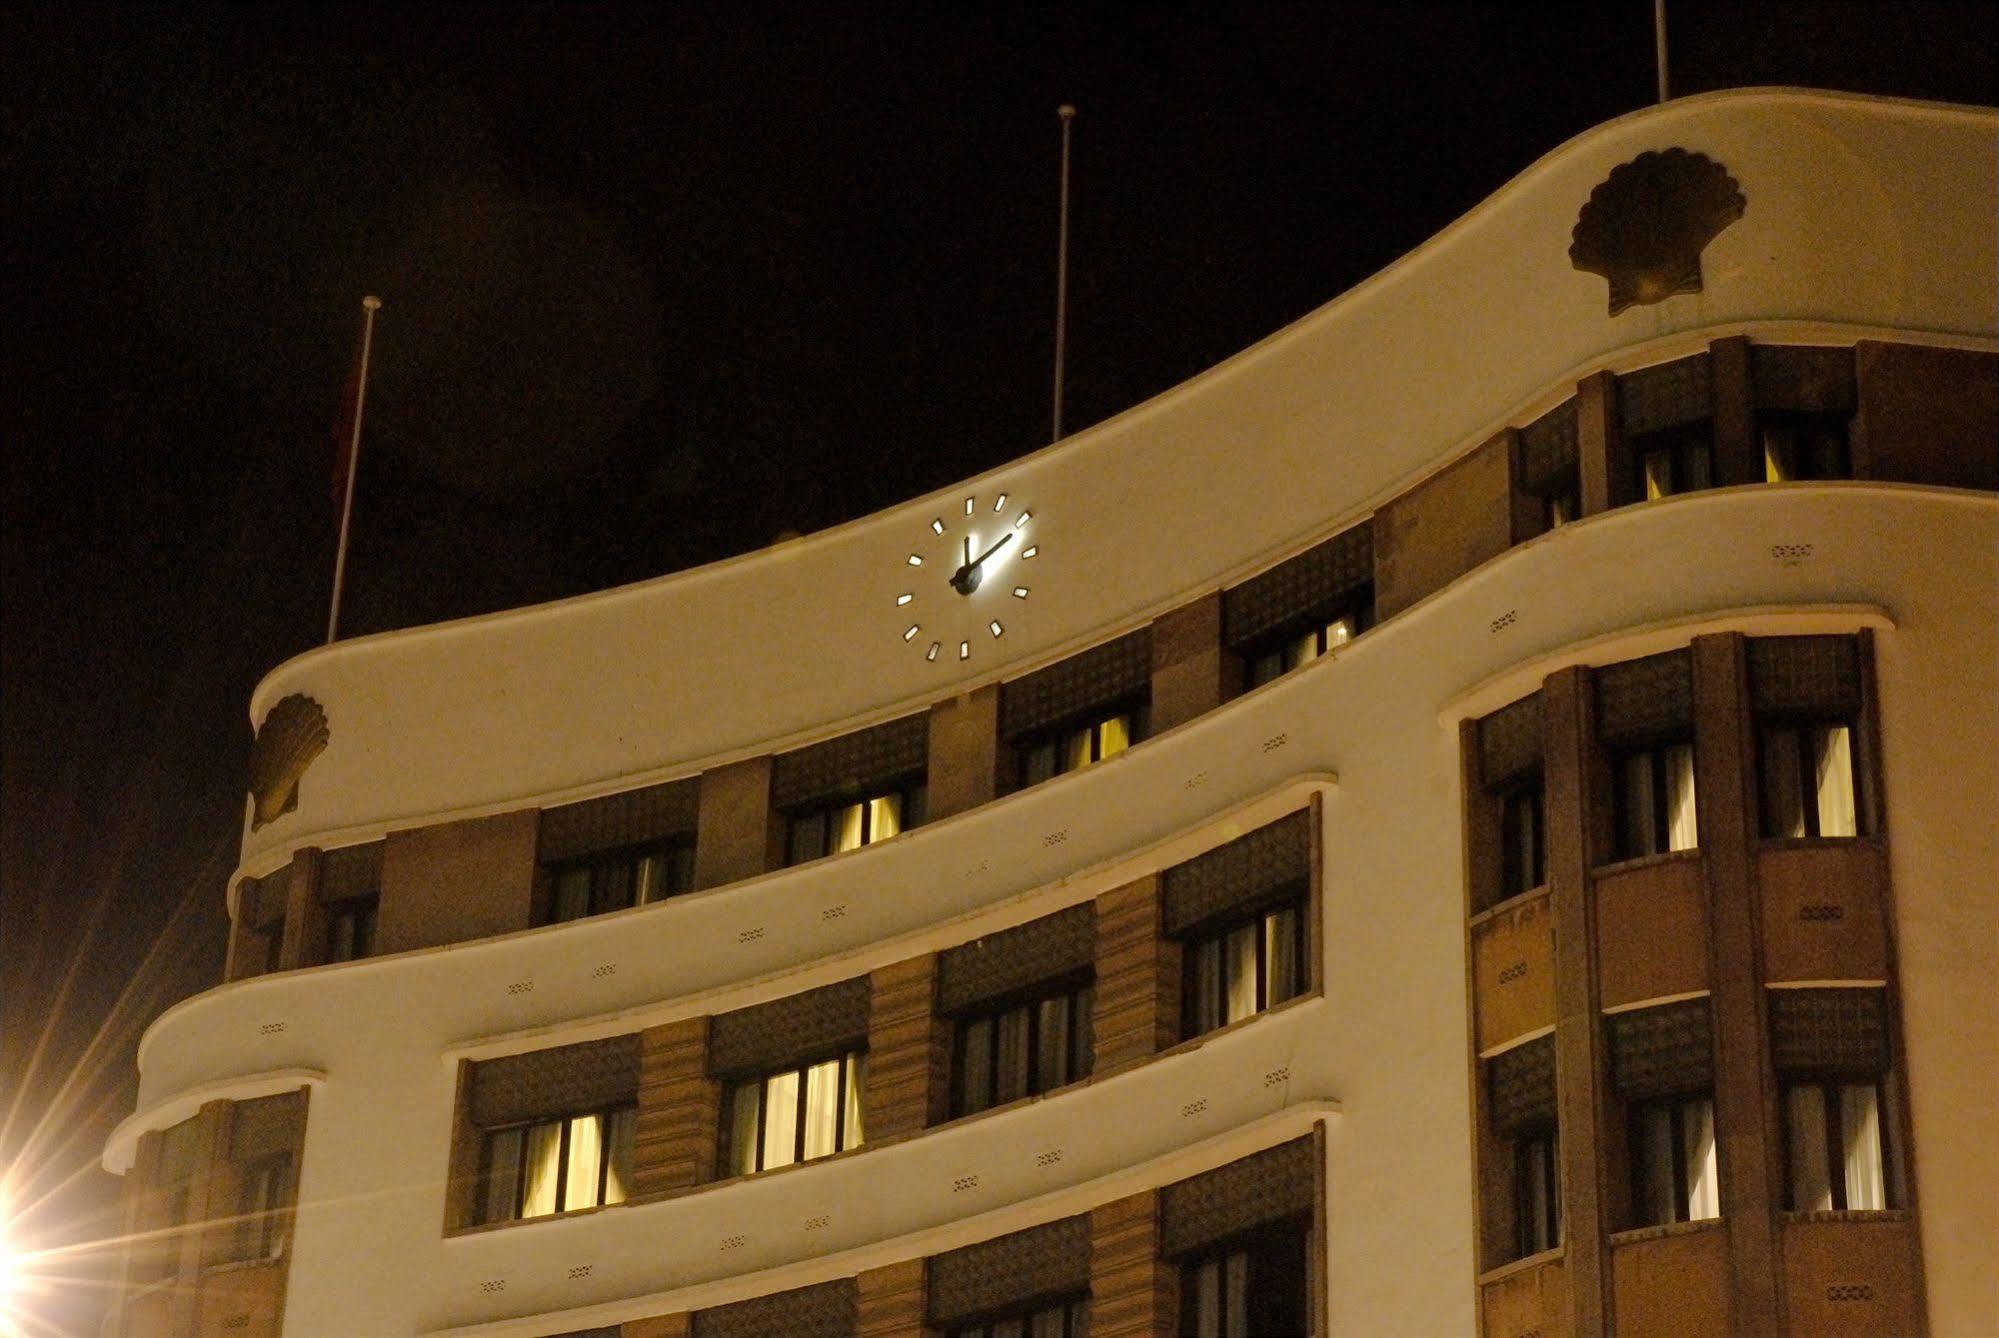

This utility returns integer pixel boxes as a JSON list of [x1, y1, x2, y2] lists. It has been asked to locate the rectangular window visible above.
[[1514, 1128, 1561, 1257], [230, 1153, 293, 1261], [786, 785, 924, 865], [1759, 721, 1861, 839], [954, 982, 1094, 1117], [480, 1106, 635, 1223], [325, 898, 377, 963], [1245, 610, 1364, 689], [1178, 1223, 1309, 1338], [1634, 428, 1713, 500], [546, 841, 695, 924], [1499, 781, 1545, 899], [1784, 1079, 1895, 1211], [1184, 903, 1305, 1038], [1629, 1093, 1720, 1226], [949, 1298, 1090, 1338], [724, 1052, 865, 1176], [1761, 412, 1850, 482], [1020, 711, 1135, 788], [1546, 486, 1579, 529], [1614, 741, 1698, 859]]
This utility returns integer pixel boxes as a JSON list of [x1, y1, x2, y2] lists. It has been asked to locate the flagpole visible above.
[[326, 295, 381, 645], [1051, 104, 1077, 445], [1654, 0, 1671, 103]]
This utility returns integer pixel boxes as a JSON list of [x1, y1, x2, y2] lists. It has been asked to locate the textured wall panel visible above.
[[1606, 998, 1714, 1102], [1768, 987, 1889, 1077], [1488, 1035, 1556, 1136], [1160, 1136, 1316, 1258], [938, 904, 1094, 1015], [771, 714, 929, 812], [1595, 649, 1693, 746], [927, 1216, 1089, 1326], [708, 977, 871, 1077], [1752, 345, 1856, 413], [1092, 878, 1178, 1071], [634, 1017, 718, 1195], [1162, 809, 1312, 938], [1746, 635, 1861, 717], [692, 1279, 855, 1338], [863, 955, 948, 1141], [1089, 1191, 1174, 1338], [999, 632, 1152, 741], [1222, 523, 1373, 649], [539, 779, 699, 865], [470, 1034, 640, 1127]]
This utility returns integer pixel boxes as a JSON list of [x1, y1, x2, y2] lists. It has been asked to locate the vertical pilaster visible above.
[[442, 1061, 485, 1231], [1091, 876, 1178, 1073], [1502, 426, 1545, 545], [635, 1017, 721, 1195], [106, 1131, 164, 1337], [692, 756, 782, 889], [1088, 1190, 1176, 1338], [864, 954, 951, 1143], [1576, 371, 1624, 515], [165, 1100, 231, 1338], [856, 1258, 936, 1338], [1543, 667, 1611, 1337], [1710, 337, 1759, 487], [926, 686, 1000, 820], [1691, 633, 1784, 1336], [1150, 592, 1232, 733], [276, 848, 323, 971]]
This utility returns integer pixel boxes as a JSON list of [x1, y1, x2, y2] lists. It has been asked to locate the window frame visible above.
[[1176, 1217, 1312, 1338], [1759, 409, 1850, 482], [784, 780, 926, 866], [1610, 737, 1699, 861], [721, 1049, 867, 1177], [1781, 1075, 1897, 1213], [1627, 1091, 1721, 1227], [1242, 604, 1368, 690], [478, 1103, 636, 1224], [946, 1296, 1090, 1338], [1629, 423, 1714, 501], [1757, 715, 1866, 840], [951, 977, 1095, 1119], [1016, 704, 1142, 789], [542, 837, 696, 925], [1180, 896, 1308, 1040], [1512, 1126, 1561, 1259]]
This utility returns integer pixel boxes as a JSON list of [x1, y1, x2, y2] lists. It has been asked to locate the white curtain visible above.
[[869, 792, 902, 842], [1683, 1096, 1721, 1220], [842, 1052, 866, 1149], [561, 1112, 603, 1211], [833, 801, 866, 853], [1665, 744, 1700, 851], [728, 1084, 761, 1176], [801, 1058, 843, 1161], [1225, 923, 1259, 1024], [1840, 1083, 1886, 1210], [520, 1120, 563, 1218], [602, 1108, 634, 1205], [1099, 714, 1130, 759], [1814, 726, 1858, 837], [761, 1070, 800, 1169]]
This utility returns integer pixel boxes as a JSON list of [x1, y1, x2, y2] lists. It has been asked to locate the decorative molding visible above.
[[247, 693, 329, 831], [1570, 148, 1746, 316]]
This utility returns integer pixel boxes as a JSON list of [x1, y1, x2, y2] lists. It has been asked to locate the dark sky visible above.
[[1, 3, 1990, 1330]]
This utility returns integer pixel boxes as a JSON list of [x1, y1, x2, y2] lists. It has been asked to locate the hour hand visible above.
[[971, 532, 1015, 567]]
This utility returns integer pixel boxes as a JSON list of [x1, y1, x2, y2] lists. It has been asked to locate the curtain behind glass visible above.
[[1099, 714, 1130, 759], [1636, 1104, 1676, 1226], [562, 1113, 604, 1211], [1682, 1097, 1720, 1220], [870, 793, 902, 842], [1814, 726, 1858, 837], [802, 1058, 843, 1160], [481, 1127, 523, 1223], [833, 802, 867, 854], [1665, 744, 1699, 851], [1622, 753, 1658, 856], [520, 1120, 563, 1218], [762, 1070, 800, 1169], [1265, 907, 1300, 1006], [1035, 995, 1072, 1093], [728, 1084, 760, 1176], [1224, 923, 1259, 1024], [1840, 1083, 1885, 1209], [603, 1107, 635, 1204], [842, 1053, 865, 1149]]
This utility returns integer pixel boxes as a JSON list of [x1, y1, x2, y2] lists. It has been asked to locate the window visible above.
[[1614, 741, 1698, 859], [231, 1152, 293, 1261], [546, 840, 694, 924], [954, 982, 1094, 1117], [949, 1299, 1089, 1338], [1184, 902, 1305, 1037], [1499, 780, 1545, 899], [1545, 486, 1580, 529], [1179, 1223, 1310, 1338], [1629, 1093, 1720, 1226], [1762, 412, 1849, 482], [786, 785, 923, 865], [325, 898, 377, 963], [1514, 1128, 1561, 1257], [1760, 720, 1861, 839], [1633, 426, 1713, 499], [1245, 609, 1365, 689], [1019, 711, 1134, 788], [725, 1052, 864, 1175], [1783, 1079, 1895, 1212], [480, 1106, 635, 1223]]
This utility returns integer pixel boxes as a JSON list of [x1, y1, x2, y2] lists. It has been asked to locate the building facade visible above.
[[103, 90, 1997, 1338]]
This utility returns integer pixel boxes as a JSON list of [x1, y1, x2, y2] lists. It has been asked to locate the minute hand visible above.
[[969, 533, 1015, 568]]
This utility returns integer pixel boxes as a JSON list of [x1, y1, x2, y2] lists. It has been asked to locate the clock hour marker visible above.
[[907, 554, 923, 566], [1021, 545, 1038, 559], [959, 641, 970, 660], [903, 624, 920, 641], [931, 518, 945, 535], [1012, 587, 1029, 598], [1014, 511, 1031, 529], [926, 641, 941, 661], [994, 493, 1008, 511], [964, 497, 975, 516], [895, 592, 913, 606], [989, 620, 1004, 637]]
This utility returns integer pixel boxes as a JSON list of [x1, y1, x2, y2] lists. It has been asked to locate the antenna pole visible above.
[[1052, 104, 1077, 444], [1654, 0, 1671, 103], [326, 295, 381, 645]]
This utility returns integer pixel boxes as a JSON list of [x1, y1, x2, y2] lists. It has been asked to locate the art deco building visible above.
[[103, 89, 1996, 1338]]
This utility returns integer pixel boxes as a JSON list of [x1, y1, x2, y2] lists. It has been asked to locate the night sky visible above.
[[2, 3, 1990, 1331]]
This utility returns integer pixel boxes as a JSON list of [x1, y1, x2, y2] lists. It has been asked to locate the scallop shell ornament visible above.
[[1569, 148, 1745, 316], [247, 693, 329, 830]]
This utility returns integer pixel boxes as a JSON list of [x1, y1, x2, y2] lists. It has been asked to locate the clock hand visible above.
[[963, 535, 971, 569], [970, 532, 1015, 568]]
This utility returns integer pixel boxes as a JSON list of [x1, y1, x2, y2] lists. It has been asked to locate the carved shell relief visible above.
[[247, 693, 329, 831], [1570, 148, 1746, 316]]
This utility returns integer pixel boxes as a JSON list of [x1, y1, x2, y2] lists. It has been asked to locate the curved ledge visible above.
[[236, 90, 1999, 870], [103, 1068, 326, 1173]]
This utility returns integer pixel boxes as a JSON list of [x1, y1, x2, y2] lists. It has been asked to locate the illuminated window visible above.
[[724, 1052, 865, 1175], [1179, 1222, 1310, 1338], [545, 840, 694, 923], [1019, 711, 1134, 787], [1613, 741, 1698, 859], [1514, 1128, 1561, 1257], [1783, 1079, 1896, 1212], [1760, 721, 1863, 839], [1184, 902, 1305, 1038], [949, 1299, 1089, 1338], [480, 1106, 636, 1223], [325, 897, 377, 963], [1761, 411, 1849, 482], [786, 784, 924, 865], [1630, 1093, 1720, 1226], [1499, 780, 1545, 899], [954, 982, 1094, 1117], [1632, 426, 1713, 500], [1245, 609, 1365, 689]]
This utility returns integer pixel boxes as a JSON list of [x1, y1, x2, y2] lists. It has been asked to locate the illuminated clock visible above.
[[892, 492, 1038, 664]]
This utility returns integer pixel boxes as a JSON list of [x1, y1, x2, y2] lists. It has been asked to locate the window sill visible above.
[[1468, 884, 1550, 929], [1477, 1244, 1565, 1285], [445, 1199, 621, 1238], [1150, 987, 1323, 1068], [1756, 835, 1882, 853], [1591, 847, 1701, 880], [1781, 1208, 1909, 1225], [1609, 1216, 1723, 1247]]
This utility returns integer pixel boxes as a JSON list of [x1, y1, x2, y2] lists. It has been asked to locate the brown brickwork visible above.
[[864, 954, 949, 1143], [1710, 336, 1759, 487], [1149, 593, 1231, 733], [1576, 370, 1624, 516], [377, 807, 541, 954], [635, 1016, 721, 1195], [1851, 342, 1999, 490], [693, 756, 782, 889], [926, 685, 1000, 820], [1373, 431, 1514, 620], [1091, 876, 1178, 1073], [1088, 1190, 1175, 1338], [856, 1258, 935, 1338]]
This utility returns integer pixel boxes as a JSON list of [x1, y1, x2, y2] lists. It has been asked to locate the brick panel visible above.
[[864, 955, 948, 1142], [857, 1258, 933, 1338], [635, 1018, 720, 1195], [1091, 877, 1178, 1072], [1088, 1191, 1175, 1338]]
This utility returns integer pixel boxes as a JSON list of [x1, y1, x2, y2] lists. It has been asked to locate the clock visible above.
[[892, 492, 1039, 663]]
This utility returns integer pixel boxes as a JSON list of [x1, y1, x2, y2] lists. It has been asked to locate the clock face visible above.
[[892, 492, 1038, 664]]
